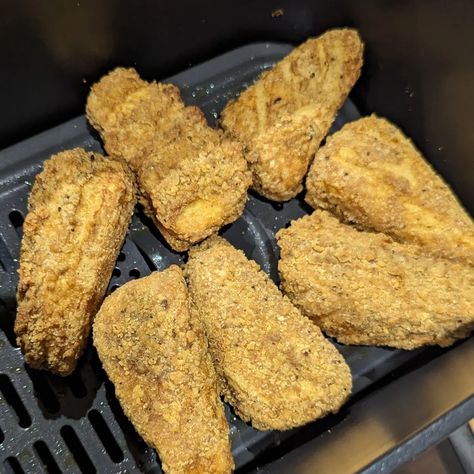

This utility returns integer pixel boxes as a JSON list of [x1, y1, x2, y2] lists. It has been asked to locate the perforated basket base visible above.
[[0, 43, 427, 474]]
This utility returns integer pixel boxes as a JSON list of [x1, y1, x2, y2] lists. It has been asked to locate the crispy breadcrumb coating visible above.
[[93, 266, 233, 474], [305, 115, 474, 264], [277, 211, 474, 349], [220, 28, 363, 201], [15, 148, 136, 375], [86, 68, 251, 251], [185, 237, 351, 431]]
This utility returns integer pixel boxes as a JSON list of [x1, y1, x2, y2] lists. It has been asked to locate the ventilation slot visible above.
[[25, 367, 60, 415], [34, 441, 61, 474], [0, 425, 4, 443], [8, 211, 24, 238], [112, 267, 121, 278], [88, 409, 124, 463], [0, 375, 31, 427], [60, 425, 96, 474], [117, 252, 126, 262], [110, 284, 120, 293], [0, 239, 6, 270], [129, 269, 140, 279], [0, 299, 18, 347], [4, 457, 24, 474]]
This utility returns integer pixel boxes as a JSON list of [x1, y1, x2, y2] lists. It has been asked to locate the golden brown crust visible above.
[[86, 67, 251, 251], [277, 211, 474, 349], [93, 266, 233, 474], [15, 148, 136, 375], [220, 28, 364, 201], [305, 115, 474, 264], [185, 237, 352, 431]]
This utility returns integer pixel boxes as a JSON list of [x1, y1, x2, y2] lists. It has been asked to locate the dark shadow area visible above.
[[85, 122, 104, 149], [24, 366, 60, 418], [40, 342, 104, 420], [293, 192, 314, 216]]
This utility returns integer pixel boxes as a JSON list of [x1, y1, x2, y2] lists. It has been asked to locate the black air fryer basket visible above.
[[0, 1, 473, 473]]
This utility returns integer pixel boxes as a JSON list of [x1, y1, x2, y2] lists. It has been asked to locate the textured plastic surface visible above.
[[0, 43, 423, 473]]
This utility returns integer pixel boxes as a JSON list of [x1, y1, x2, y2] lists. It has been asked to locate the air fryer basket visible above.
[[0, 42, 472, 474]]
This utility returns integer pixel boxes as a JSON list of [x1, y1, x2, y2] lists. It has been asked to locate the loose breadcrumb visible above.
[[305, 115, 474, 264], [185, 237, 351, 431], [220, 28, 363, 201], [86, 68, 251, 251], [15, 148, 136, 375], [277, 211, 474, 349], [93, 266, 233, 474]]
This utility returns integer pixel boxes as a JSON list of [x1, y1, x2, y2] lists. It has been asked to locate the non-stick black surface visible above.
[[0, 43, 424, 473]]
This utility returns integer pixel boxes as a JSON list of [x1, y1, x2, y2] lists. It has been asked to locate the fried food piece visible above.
[[15, 148, 136, 375], [93, 266, 233, 474], [277, 211, 474, 349], [220, 28, 363, 201], [86, 68, 251, 251], [185, 237, 351, 431], [306, 115, 474, 264]]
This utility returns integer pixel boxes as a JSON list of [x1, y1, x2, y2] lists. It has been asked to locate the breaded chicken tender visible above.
[[93, 266, 233, 474], [86, 68, 251, 251], [306, 115, 474, 264], [185, 237, 351, 431], [220, 28, 363, 201], [277, 211, 474, 349], [15, 148, 136, 375]]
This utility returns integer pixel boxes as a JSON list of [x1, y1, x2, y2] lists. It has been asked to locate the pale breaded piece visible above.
[[185, 237, 351, 431], [220, 28, 363, 201], [86, 68, 251, 251], [306, 115, 474, 264], [15, 149, 136, 375], [93, 266, 233, 474], [277, 211, 474, 349]]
